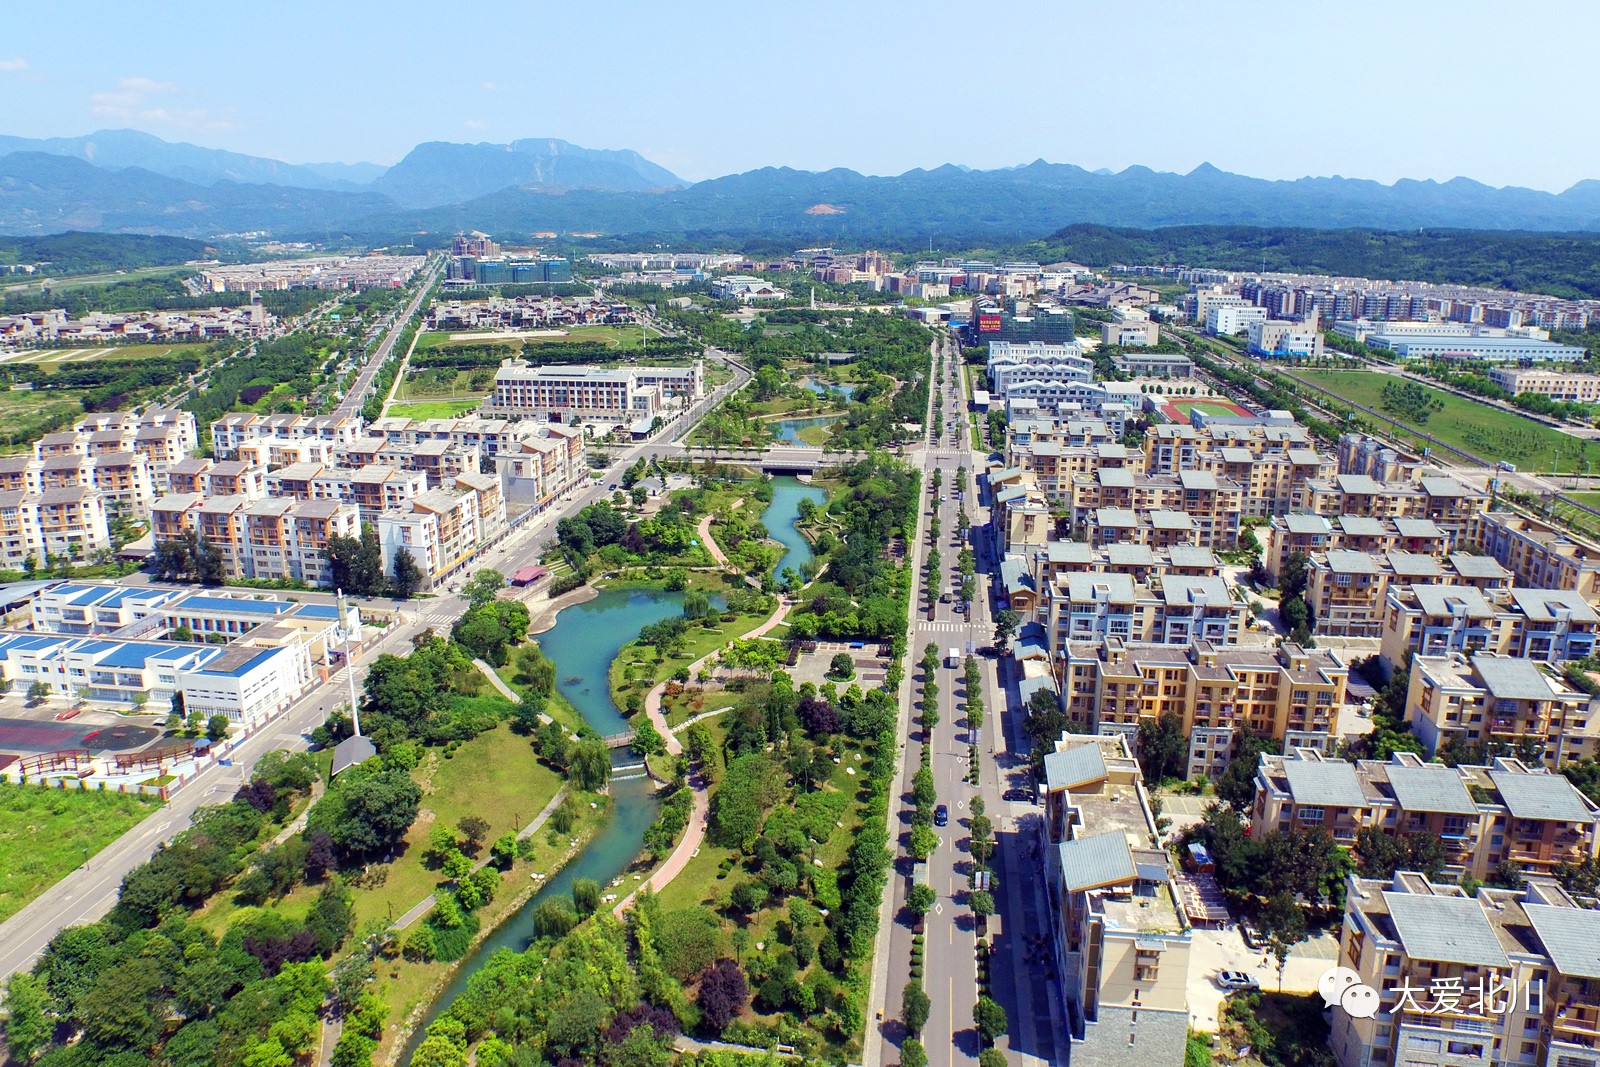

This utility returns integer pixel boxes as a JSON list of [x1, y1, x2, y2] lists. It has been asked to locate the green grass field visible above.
[[1296, 368, 1599, 474], [417, 324, 653, 353], [385, 398, 484, 419], [0, 784, 162, 923]]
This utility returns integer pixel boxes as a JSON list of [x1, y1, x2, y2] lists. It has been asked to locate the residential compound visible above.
[[1040, 735, 1193, 1067], [0, 409, 198, 568], [0, 301, 271, 346], [154, 411, 586, 590], [424, 294, 632, 332], [198, 254, 425, 292], [1329, 871, 1600, 1067]]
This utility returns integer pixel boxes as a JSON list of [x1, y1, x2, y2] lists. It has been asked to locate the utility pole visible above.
[[338, 589, 361, 735]]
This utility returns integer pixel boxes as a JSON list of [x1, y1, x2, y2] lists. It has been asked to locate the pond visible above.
[[762, 474, 828, 581], [770, 414, 840, 446]]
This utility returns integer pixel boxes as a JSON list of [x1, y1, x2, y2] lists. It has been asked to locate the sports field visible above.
[[416, 324, 653, 352], [1163, 398, 1254, 424]]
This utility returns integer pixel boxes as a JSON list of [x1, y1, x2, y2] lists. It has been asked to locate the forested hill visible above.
[[1019, 225, 1600, 299], [0, 231, 215, 273]]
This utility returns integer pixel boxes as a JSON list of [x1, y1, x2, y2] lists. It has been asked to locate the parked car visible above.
[[1002, 788, 1032, 803], [934, 804, 949, 827], [1217, 971, 1259, 991]]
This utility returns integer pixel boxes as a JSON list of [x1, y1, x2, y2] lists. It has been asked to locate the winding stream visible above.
[[405, 508, 820, 1054]]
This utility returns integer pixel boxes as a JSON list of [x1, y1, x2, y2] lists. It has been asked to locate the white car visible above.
[[1217, 971, 1259, 991]]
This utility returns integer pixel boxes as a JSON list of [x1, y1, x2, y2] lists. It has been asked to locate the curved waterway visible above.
[[770, 414, 840, 445], [764, 474, 829, 580], [405, 508, 824, 1058]]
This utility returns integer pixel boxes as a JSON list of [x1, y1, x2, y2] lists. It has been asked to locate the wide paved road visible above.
[[0, 344, 749, 984], [334, 256, 443, 418], [867, 336, 1068, 1067]]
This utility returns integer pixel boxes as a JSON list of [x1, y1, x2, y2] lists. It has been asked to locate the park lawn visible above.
[[346, 723, 564, 931], [795, 421, 835, 446], [606, 597, 771, 721], [495, 645, 588, 733], [385, 398, 484, 420], [1297, 368, 1597, 474], [371, 794, 610, 1066], [662, 686, 742, 730], [523, 324, 656, 350], [415, 330, 526, 353], [0, 784, 162, 923]]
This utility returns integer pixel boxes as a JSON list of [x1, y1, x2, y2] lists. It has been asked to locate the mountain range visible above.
[[5, 129, 1600, 241]]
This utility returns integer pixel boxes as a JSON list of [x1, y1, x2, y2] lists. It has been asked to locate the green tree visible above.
[[207, 714, 231, 742], [901, 1039, 929, 1067], [829, 652, 855, 679], [973, 997, 1008, 1044], [2, 973, 49, 1063], [391, 547, 424, 599], [968, 890, 995, 919], [993, 608, 1020, 649], [1259, 891, 1308, 991], [26, 679, 48, 705], [565, 738, 612, 792], [902, 982, 931, 1034], [1136, 710, 1188, 783], [461, 569, 506, 609], [907, 883, 936, 917]]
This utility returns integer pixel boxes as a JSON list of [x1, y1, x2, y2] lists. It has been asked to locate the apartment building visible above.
[[1070, 469, 1244, 548], [1038, 571, 1242, 651], [1406, 653, 1599, 766], [1269, 515, 1461, 579], [1465, 512, 1600, 602], [1486, 367, 1600, 402], [1002, 542, 1223, 616], [1059, 638, 1347, 777], [1252, 749, 1599, 881], [1381, 585, 1600, 667], [1142, 423, 1333, 519], [166, 458, 268, 501], [986, 340, 1093, 391], [209, 413, 363, 459], [374, 475, 505, 591], [1040, 734, 1193, 1067], [245, 497, 360, 587], [0, 451, 156, 519], [1330, 872, 1600, 1067], [0, 487, 112, 569], [1295, 473, 1489, 533], [36, 409, 199, 491]]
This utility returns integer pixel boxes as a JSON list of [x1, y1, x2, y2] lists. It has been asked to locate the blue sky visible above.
[[1, 1, 1595, 190]]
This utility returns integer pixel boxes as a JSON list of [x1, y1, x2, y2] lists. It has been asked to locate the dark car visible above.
[[1003, 788, 1032, 803], [934, 804, 949, 827], [976, 645, 999, 658]]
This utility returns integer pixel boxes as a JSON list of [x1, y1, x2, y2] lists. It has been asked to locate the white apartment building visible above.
[[1206, 305, 1268, 336], [1486, 367, 1600, 403]]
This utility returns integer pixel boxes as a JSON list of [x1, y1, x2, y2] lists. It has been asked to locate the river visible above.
[[404, 497, 824, 1058], [770, 414, 840, 445]]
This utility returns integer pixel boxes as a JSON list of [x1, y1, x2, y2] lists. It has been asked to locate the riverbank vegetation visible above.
[[0, 784, 162, 924]]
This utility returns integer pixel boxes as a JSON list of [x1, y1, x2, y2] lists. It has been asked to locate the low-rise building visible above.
[[1205, 304, 1268, 336], [1110, 351, 1193, 378]]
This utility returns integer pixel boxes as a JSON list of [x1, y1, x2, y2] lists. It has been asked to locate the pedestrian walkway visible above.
[[472, 658, 521, 703]]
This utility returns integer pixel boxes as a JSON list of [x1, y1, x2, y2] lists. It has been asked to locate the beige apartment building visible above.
[[1294, 473, 1489, 532], [1465, 511, 1600, 602], [1060, 638, 1347, 777], [1406, 653, 1600, 766], [1381, 584, 1600, 669], [0, 487, 113, 568], [1040, 735, 1193, 1067], [1267, 514, 1462, 580], [1039, 571, 1243, 652], [1330, 872, 1600, 1067], [1252, 749, 1599, 880]]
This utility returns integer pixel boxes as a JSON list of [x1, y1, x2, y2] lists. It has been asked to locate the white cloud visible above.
[[464, 119, 488, 130], [480, 80, 497, 91], [90, 76, 177, 120], [0, 58, 27, 73], [138, 108, 243, 133]]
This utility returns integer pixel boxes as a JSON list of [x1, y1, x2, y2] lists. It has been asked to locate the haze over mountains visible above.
[[4, 128, 1600, 241]]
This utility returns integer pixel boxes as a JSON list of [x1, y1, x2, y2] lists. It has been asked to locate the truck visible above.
[[946, 647, 960, 669]]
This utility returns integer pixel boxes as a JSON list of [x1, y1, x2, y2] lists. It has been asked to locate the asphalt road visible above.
[[867, 338, 1068, 1067], [0, 342, 751, 985], [334, 257, 443, 418]]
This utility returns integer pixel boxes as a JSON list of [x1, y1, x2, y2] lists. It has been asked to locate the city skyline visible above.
[[2, 0, 1599, 190]]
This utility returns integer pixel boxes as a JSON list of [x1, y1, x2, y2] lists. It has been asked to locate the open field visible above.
[[0, 265, 189, 296], [1295, 368, 1599, 474], [385, 398, 484, 420], [417, 323, 653, 353], [0, 783, 162, 923], [0, 391, 93, 451], [0, 342, 209, 369]]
